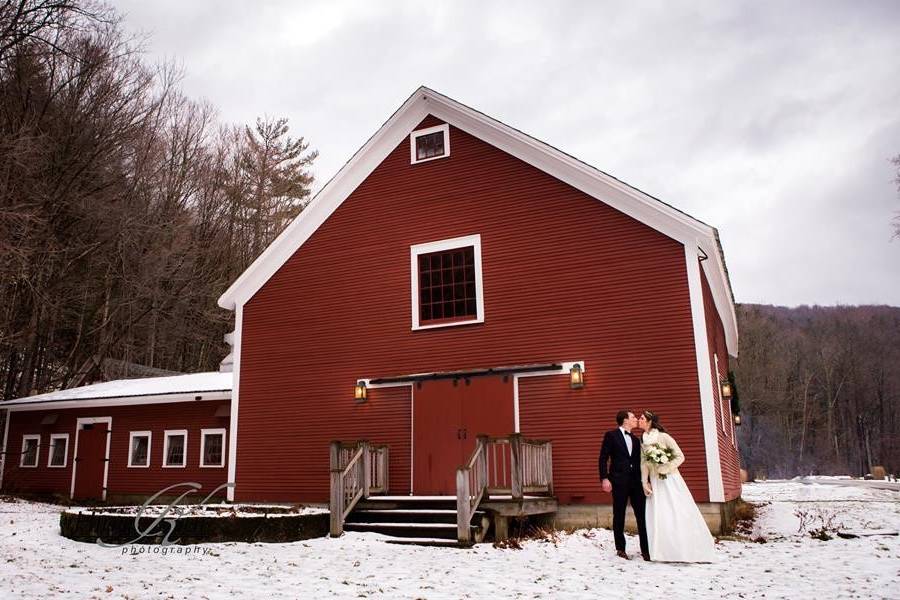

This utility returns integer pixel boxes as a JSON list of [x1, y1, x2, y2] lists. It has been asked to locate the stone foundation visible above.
[[551, 498, 740, 535], [60, 509, 329, 544]]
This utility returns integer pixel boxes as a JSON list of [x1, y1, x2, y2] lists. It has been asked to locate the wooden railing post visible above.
[[360, 440, 371, 499], [382, 446, 389, 493], [329, 441, 343, 537], [546, 442, 554, 496], [510, 433, 523, 500], [456, 467, 471, 544], [476, 435, 489, 500]]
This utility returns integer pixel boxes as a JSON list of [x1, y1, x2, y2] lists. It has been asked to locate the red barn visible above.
[[1, 87, 740, 540], [219, 87, 740, 535]]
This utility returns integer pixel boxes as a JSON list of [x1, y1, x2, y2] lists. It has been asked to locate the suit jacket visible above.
[[598, 428, 642, 483]]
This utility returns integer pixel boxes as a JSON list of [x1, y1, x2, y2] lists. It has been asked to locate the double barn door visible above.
[[412, 375, 514, 494]]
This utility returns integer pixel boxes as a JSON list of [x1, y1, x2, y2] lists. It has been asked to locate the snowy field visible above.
[[1, 479, 898, 599]]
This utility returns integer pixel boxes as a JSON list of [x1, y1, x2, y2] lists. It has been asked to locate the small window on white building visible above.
[[128, 431, 151, 468], [410, 124, 450, 164], [200, 428, 226, 468], [163, 430, 187, 468], [20, 435, 40, 467], [48, 434, 69, 468]]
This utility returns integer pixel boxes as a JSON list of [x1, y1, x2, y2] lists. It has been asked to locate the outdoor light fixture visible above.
[[733, 414, 742, 426], [720, 379, 733, 399], [569, 363, 584, 389], [354, 381, 367, 403]]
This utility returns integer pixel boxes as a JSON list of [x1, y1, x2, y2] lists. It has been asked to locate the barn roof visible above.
[[218, 86, 738, 355], [2, 371, 232, 410]]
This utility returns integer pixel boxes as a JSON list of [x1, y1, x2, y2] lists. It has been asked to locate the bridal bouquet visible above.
[[642, 443, 677, 479]]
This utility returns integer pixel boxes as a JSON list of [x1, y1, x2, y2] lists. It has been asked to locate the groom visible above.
[[598, 410, 650, 561]]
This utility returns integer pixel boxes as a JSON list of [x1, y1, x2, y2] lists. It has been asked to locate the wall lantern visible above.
[[733, 414, 742, 426], [354, 381, 367, 403], [720, 379, 733, 399], [569, 363, 584, 389]]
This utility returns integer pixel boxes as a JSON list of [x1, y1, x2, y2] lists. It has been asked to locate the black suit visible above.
[[598, 428, 649, 555]]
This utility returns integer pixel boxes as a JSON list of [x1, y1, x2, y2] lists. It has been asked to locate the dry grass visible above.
[[725, 499, 763, 542]]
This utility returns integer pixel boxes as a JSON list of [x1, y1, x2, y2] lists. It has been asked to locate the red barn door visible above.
[[413, 375, 514, 494], [73, 422, 109, 500]]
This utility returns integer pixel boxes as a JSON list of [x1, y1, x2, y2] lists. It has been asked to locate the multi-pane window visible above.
[[416, 131, 445, 161], [418, 246, 477, 323], [20, 435, 39, 467], [128, 431, 151, 467], [410, 124, 450, 164], [200, 429, 226, 468], [48, 434, 68, 468], [163, 430, 187, 468]]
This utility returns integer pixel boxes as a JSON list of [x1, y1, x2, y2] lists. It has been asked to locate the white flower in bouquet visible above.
[[642, 443, 677, 479]]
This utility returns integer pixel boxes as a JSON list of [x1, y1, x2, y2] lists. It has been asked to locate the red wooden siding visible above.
[[237, 114, 713, 504], [519, 373, 708, 504], [2, 401, 230, 499], [701, 266, 742, 500]]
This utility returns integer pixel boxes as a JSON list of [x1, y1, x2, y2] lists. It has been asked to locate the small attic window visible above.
[[410, 124, 450, 164]]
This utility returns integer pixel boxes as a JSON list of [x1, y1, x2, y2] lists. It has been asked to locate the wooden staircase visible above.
[[329, 435, 555, 547], [344, 496, 489, 547]]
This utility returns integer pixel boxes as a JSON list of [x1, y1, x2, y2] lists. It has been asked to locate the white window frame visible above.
[[47, 433, 69, 468], [410, 234, 484, 331], [127, 431, 152, 468], [409, 123, 450, 164], [199, 428, 227, 468], [20, 434, 40, 468], [162, 429, 188, 468], [714, 353, 728, 437]]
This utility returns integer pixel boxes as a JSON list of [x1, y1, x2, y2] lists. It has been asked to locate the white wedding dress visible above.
[[641, 429, 717, 563]]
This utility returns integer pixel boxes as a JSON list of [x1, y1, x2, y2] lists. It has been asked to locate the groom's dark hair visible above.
[[616, 410, 631, 426]]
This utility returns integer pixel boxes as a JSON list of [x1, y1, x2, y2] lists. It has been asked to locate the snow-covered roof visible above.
[[2, 371, 232, 410]]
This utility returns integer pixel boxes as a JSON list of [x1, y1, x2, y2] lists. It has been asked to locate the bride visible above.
[[637, 410, 717, 563]]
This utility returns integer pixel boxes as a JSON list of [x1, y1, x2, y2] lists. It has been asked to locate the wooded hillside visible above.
[[0, 2, 316, 397], [734, 304, 900, 478]]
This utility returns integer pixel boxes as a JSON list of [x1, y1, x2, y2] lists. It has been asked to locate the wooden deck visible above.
[[480, 496, 558, 541], [330, 435, 556, 545]]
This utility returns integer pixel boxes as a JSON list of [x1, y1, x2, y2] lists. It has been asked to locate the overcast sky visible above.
[[115, 0, 900, 307]]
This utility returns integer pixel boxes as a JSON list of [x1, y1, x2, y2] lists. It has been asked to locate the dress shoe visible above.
[[642, 553, 651, 562], [616, 550, 630, 560]]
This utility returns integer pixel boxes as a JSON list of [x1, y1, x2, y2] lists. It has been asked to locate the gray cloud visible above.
[[115, 0, 900, 306]]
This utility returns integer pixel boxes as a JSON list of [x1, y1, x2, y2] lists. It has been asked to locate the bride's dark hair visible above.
[[642, 410, 666, 433]]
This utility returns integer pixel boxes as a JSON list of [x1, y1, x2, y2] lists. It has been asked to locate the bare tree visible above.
[[0, 1, 317, 398], [0, 1, 112, 64], [735, 305, 900, 478]]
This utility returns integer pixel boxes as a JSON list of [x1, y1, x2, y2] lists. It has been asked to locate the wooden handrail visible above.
[[456, 433, 554, 544], [482, 435, 551, 446], [457, 435, 488, 544], [340, 446, 364, 477], [329, 440, 390, 537]]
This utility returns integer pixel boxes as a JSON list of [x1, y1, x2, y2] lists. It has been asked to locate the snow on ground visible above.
[[1, 479, 898, 599]]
